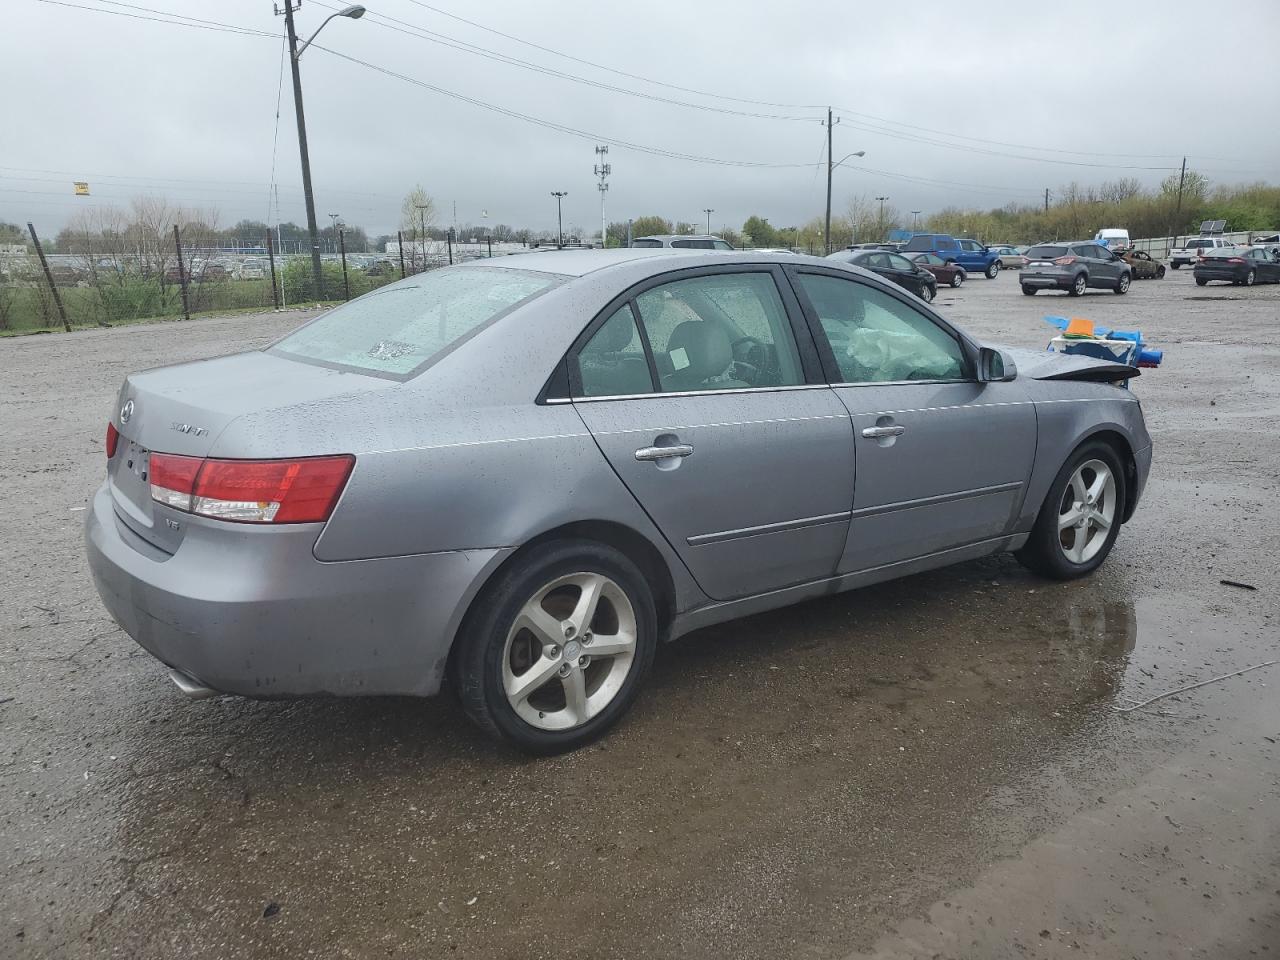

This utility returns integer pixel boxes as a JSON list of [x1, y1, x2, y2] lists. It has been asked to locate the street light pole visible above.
[[551, 191, 567, 248], [703, 208, 714, 235], [876, 196, 889, 238], [911, 210, 921, 231], [278, 2, 365, 300], [328, 212, 340, 253], [416, 203, 430, 272], [825, 140, 866, 255]]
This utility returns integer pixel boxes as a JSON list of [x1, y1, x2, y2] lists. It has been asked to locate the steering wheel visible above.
[[729, 335, 766, 384]]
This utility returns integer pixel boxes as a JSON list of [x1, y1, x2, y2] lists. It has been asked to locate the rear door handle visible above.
[[635, 443, 694, 462], [861, 425, 905, 439]]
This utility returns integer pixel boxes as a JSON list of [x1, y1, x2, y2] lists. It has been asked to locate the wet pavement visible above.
[[2, 269, 1278, 959]]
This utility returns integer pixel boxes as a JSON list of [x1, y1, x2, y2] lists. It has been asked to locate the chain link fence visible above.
[[0, 225, 508, 335]]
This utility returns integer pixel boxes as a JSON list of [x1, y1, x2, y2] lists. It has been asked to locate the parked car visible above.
[[827, 248, 937, 302], [1117, 248, 1165, 279], [237, 260, 268, 281], [191, 263, 228, 283], [1193, 246, 1280, 286], [364, 259, 398, 277], [906, 251, 966, 287], [1019, 242, 1133, 296], [988, 245, 1028, 269], [901, 234, 1002, 278], [1169, 236, 1233, 269], [632, 235, 735, 250], [86, 250, 1151, 753]]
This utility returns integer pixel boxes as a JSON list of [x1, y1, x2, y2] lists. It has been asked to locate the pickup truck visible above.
[[901, 234, 1002, 278], [1169, 237, 1233, 269]]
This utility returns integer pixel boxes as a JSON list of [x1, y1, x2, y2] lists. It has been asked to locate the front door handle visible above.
[[635, 443, 694, 462], [861, 425, 905, 439]]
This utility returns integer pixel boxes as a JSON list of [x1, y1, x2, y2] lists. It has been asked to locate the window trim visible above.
[[559, 263, 827, 402], [781, 264, 979, 386]]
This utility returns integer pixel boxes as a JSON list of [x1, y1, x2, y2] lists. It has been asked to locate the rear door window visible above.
[[575, 305, 655, 397]]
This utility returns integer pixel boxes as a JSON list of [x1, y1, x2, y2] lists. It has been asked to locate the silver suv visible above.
[[631, 235, 735, 250], [1019, 241, 1132, 297]]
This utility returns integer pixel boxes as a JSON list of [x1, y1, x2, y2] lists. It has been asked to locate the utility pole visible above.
[[911, 210, 921, 231], [1044, 188, 1050, 212], [875, 196, 889, 238], [277, 1, 364, 300], [1174, 155, 1188, 226], [594, 145, 611, 248], [551, 191, 567, 248], [703, 208, 714, 235], [824, 107, 839, 255]]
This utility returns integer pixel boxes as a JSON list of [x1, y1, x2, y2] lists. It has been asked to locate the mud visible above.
[[2, 270, 1278, 959]]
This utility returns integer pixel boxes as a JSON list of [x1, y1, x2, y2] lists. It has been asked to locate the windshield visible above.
[[270, 267, 559, 378]]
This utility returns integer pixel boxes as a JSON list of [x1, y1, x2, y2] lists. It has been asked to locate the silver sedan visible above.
[[86, 250, 1152, 753]]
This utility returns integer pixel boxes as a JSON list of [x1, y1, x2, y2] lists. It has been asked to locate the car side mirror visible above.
[[979, 347, 1017, 382]]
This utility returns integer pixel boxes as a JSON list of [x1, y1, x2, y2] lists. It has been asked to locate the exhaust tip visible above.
[[168, 668, 220, 700]]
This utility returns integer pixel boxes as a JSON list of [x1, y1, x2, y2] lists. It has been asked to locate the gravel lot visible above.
[[2, 266, 1278, 959]]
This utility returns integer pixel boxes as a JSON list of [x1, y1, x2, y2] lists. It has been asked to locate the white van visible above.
[[1094, 228, 1130, 250]]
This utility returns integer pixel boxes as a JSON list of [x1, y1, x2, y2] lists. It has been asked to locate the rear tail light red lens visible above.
[[148, 453, 354, 524], [1226, 257, 1245, 264], [1053, 256, 1077, 265], [105, 422, 120, 459]]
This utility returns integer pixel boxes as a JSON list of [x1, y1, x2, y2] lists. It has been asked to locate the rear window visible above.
[[270, 267, 559, 378], [631, 238, 663, 248], [1186, 239, 1212, 249], [1026, 245, 1068, 259]]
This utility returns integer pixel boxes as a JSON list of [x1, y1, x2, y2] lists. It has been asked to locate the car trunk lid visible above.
[[109, 351, 388, 554]]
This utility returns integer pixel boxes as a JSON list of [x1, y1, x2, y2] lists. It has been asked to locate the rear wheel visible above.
[[1016, 442, 1124, 580], [1244, 269, 1256, 286], [1171, 262, 1182, 270], [985, 260, 1001, 279], [453, 540, 657, 754], [1021, 284, 1037, 296], [1069, 273, 1087, 296], [1114, 272, 1131, 295]]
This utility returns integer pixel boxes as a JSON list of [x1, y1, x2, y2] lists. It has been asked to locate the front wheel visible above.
[[1244, 270, 1256, 286], [1156, 266, 1166, 279], [1195, 277, 1208, 286], [1114, 272, 1131, 295], [1069, 273, 1087, 296], [1021, 284, 1037, 296], [950, 271, 965, 288], [919, 282, 936, 303], [452, 540, 657, 754], [985, 260, 1001, 279], [1016, 442, 1125, 580]]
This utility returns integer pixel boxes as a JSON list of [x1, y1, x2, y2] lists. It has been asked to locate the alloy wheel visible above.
[[501, 572, 637, 731], [1057, 459, 1116, 565]]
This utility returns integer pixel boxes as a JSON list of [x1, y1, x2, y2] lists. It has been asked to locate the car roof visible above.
[[454, 247, 816, 279]]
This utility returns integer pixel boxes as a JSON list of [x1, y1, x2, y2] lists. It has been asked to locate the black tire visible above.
[[1114, 272, 1131, 295], [1195, 277, 1208, 286], [950, 271, 965, 288], [1171, 262, 1182, 270], [1245, 270, 1256, 287], [452, 539, 658, 754], [1016, 441, 1126, 580], [985, 260, 1001, 279], [920, 282, 936, 303], [1021, 284, 1037, 296], [1068, 273, 1087, 296], [1156, 266, 1165, 279]]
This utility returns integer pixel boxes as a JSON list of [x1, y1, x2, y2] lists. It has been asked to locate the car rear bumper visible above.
[[84, 483, 510, 698], [1019, 271, 1073, 289], [1193, 267, 1242, 282]]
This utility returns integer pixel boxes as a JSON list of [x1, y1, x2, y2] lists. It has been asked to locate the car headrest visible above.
[[594, 314, 635, 352], [667, 320, 732, 382]]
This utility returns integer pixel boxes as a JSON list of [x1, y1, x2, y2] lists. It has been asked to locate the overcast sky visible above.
[[5, 0, 1278, 238]]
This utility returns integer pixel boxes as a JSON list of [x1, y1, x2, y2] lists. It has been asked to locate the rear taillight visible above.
[[1053, 256, 1077, 265], [105, 422, 120, 459], [148, 453, 354, 524], [1226, 257, 1245, 264]]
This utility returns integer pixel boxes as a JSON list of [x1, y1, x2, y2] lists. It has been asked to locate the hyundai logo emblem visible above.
[[120, 399, 134, 424]]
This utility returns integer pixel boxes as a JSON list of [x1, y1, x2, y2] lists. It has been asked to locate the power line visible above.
[[309, 43, 819, 169], [32, 0, 275, 37], [307, 0, 818, 123]]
